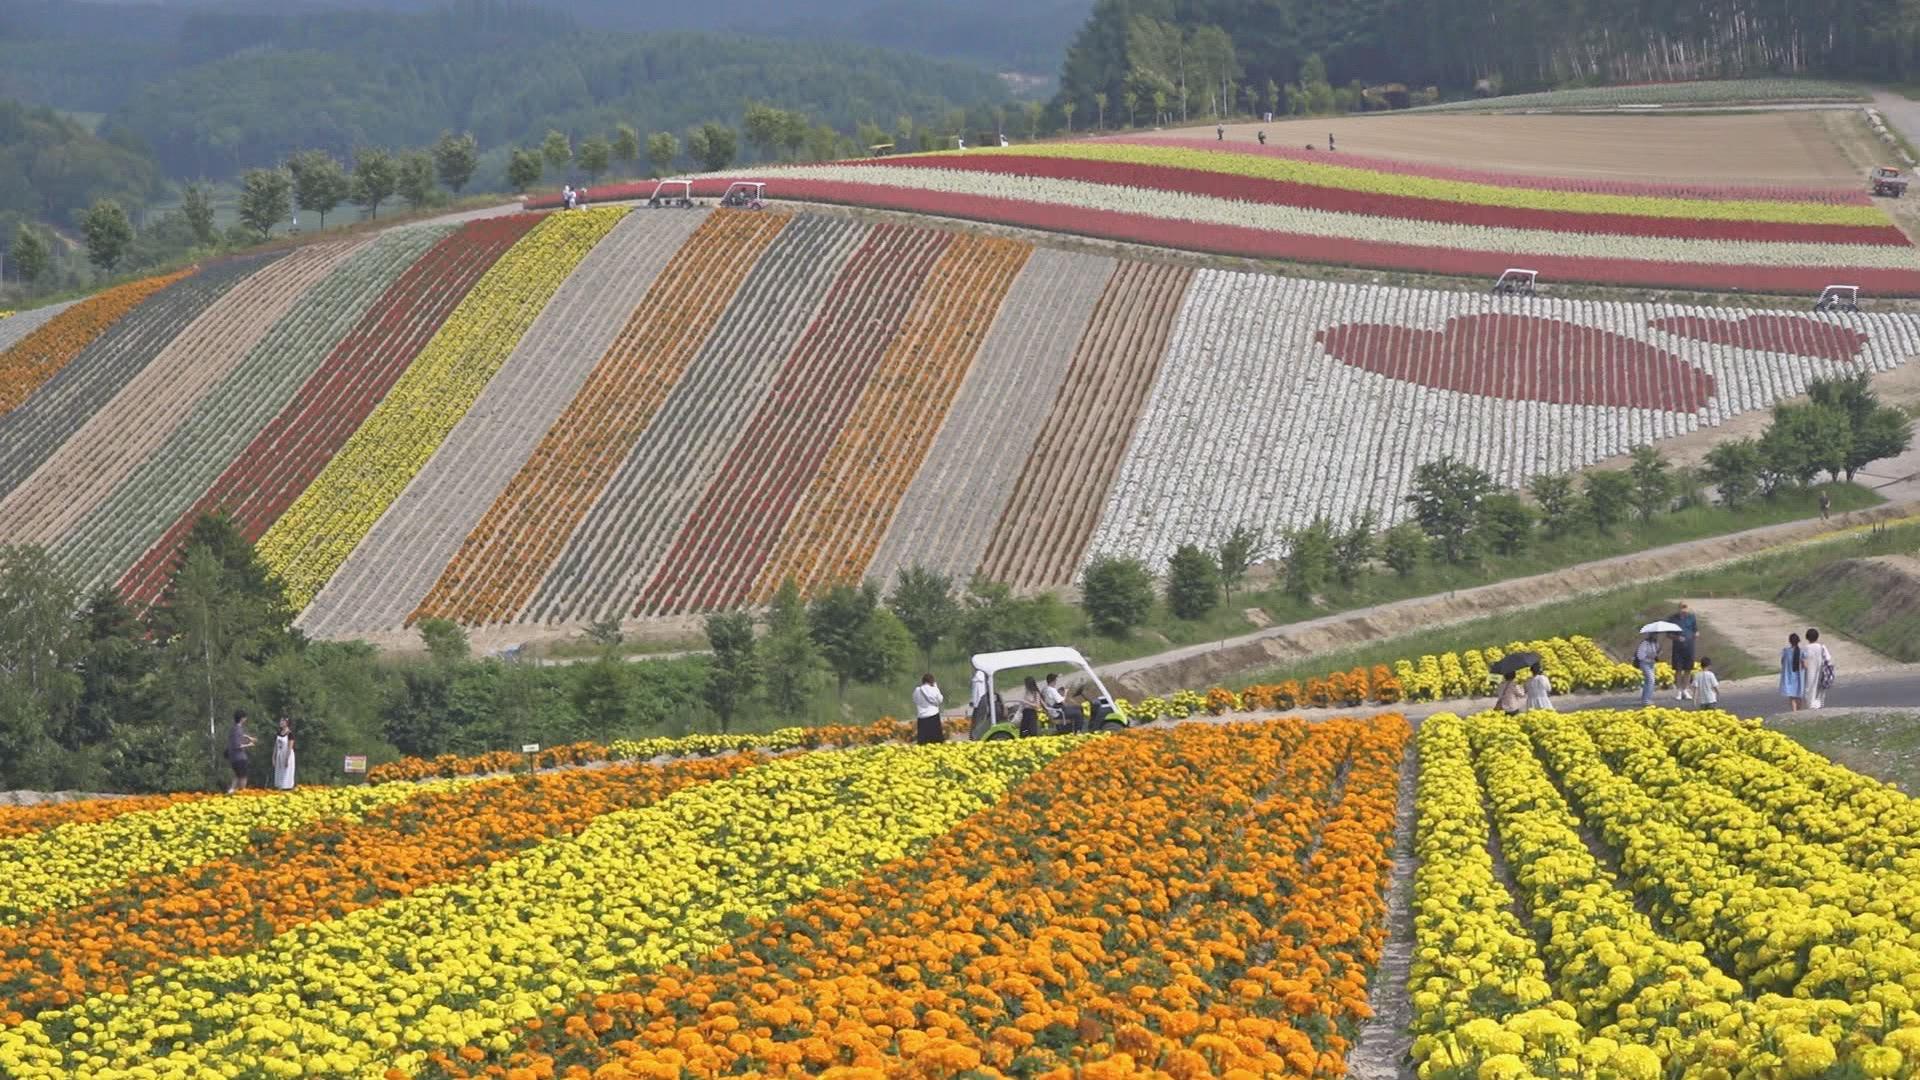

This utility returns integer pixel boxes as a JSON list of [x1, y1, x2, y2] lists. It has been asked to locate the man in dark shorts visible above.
[[1670, 602, 1699, 701], [226, 709, 256, 793]]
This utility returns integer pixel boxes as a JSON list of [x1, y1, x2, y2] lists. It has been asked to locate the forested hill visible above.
[[0, 0, 1010, 181], [1059, 0, 1903, 112]]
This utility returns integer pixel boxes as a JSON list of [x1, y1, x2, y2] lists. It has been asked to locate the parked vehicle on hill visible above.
[[1491, 268, 1539, 296], [1871, 166, 1908, 198], [1814, 284, 1861, 312], [646, 179, 699, 209], [969, 646, 1128, 741], [720, 182, 767, 209]]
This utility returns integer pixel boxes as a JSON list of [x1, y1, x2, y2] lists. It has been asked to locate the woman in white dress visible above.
[[272, 717, 296, 790], [1802, 628, 1833, 709]]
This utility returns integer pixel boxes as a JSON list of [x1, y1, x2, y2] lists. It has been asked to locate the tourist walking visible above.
[[1695, 657, 1719, 708], [1523, 661, 1554, 711], [272, 717, 296, 790], [1634, 634, 1660, 706], [1779, 632, 1807, 710], [1670, 602, 1698, 701], [1496, 672, 1525, 715], [225, 710, 256, 794], [1217, 125, 1224, 141], [1820, 490, 1832, 520], [1802, 628, 1834, 709], [912, 673, 945, 744]]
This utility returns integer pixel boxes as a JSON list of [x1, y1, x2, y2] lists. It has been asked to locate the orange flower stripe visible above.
[[421, 716, 1409, 1079], [0, 791, 219, 840], [412, 209, 790, 626], [0, 755, 754, 1024], [748, 233, 1030, 601], [0, 269, 192, 415]]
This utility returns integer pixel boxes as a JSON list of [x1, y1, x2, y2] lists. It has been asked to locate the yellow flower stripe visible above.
[[257, 207, 627, 608], [0, 781, 456, 925], [1393, 636, 1670, 702], [0, 740, 1069, 1077], [917, 143, 1886, 226]]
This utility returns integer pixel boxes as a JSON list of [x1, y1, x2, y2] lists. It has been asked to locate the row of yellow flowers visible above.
[[422, 716, 1407, 1079], [0, 779, 451, 927], [937, 142, 1885, 225], [0, 741, 1067, 1077], [1413, 711, 1920, 1068], [258, 207, 628, 609]]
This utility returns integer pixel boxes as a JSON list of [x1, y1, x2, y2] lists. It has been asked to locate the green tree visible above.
[[1165, 544, 1221, 620], [541, 130, 572, 172], [1529, 473, 1581, 537], [1476, 492, 1534, 555], [743, 102, 784, 160], [396, 150, 438, 210], [612, 125, 641, 169], [1808, 373, 1912, 480], [236, 168, 292, 241], [9, 224, 48, 284], [1761, 402, 1851, 487], [702, 611, 759, 733], [807, 581, 903, 703], [687, 123, 738, 171], [1079, 555, 1155, 637], [415, 618, 470, 665], [507, 148, 544, 193], [1332, 511, 1377, 587], [1702, 438, 1762, 509], [286, 150, 349, 229], [576, 136, 612, 181], [1405, 455, 1494, 564], [646, 132, 680, 176], [1216, 524, 1268, 599], [432, 132, 478, 193], [1093, 91, 1109, 130], [0, 546, 81, 787], [1583, 469, 1633, 532], [961, 578, 1068, 653], [81, 198, 134, 272], [886, 565, 957, 667], [180, 182, 218, 246], [66, 585, 150, 756], [1381, 520, 1426, 577], [760, 578, 818, 717], [350, 148, 398, 220], [1627, 445, 1672, 524], [1282, 518, 1335, 600]]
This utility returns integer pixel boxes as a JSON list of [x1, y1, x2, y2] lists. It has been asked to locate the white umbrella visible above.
[[1640, 620, 1683, 634]]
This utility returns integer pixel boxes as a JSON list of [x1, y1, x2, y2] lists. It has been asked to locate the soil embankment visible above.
[[1775, 555, 1920, 664]]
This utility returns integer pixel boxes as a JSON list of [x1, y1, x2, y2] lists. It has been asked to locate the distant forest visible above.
[[1059, 0, 1914, 116], [0, 0, 1011, 182]]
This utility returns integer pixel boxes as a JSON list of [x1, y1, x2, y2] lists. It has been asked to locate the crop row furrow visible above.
[[531, 214, 868, 626], [0, 274, 186, 419]]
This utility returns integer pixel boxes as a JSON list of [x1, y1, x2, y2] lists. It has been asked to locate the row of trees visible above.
[[1703, 374, 1913, 507]]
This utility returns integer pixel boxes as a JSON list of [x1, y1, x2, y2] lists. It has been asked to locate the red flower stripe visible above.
[[1101, 136, 1870, 204], [847, 153, 1907, 245], [1648, 314, 1869, 363], [118, 214, 539, 609], [639, 224, 953, 614], [744, 177, 1920, 295]]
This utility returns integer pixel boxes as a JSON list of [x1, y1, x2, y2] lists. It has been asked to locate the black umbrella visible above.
[[1489, 651, 1542, 677]]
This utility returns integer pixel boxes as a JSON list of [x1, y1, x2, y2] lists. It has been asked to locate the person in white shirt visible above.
[[969, 667, 986, 710], [1040, 672, 1068, 732], [1802, 628, 1833, 709], [1523, 662, 1554, 712], [1694, 657, 1720, 708], [1634, 634, 1659, 706], [912, 673, 945, 744]]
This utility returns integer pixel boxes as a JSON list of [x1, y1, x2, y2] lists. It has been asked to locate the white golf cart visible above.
[[968, 646, 1128, 741], [1814, 284, 1861, 313], [1491, 268, 1538, 297], [720, 181, 767, 209], [646, 179, 699, 209]]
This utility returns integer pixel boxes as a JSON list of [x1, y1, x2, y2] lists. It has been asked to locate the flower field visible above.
[[0, 716, 1414, 1077], [0, 273, 186, 416], [675, 139, 1920, 292], [1414, 77, 1865, 111], [1414, 707, 1920, 1077]]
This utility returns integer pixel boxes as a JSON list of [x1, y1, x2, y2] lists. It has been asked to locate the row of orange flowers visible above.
[[0, 269, 192, 415], [417, 715, 1407, 1079], [0, 755, 754, 1025], [747, 233, 1030, 603], [412, 210, 792, 628]]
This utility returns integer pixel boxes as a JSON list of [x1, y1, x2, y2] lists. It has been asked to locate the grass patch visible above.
[[1765, 710, 1920, 793]]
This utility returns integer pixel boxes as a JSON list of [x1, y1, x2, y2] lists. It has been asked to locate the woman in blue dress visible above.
[[1778, 632, 1806, 711]]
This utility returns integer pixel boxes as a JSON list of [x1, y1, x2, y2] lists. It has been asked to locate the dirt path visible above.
[[1099, 501, 1919, 698], [1133, 111, 1859, 185], [1684, 597, 1902, 673], [1346, 745, 1417, 1080]]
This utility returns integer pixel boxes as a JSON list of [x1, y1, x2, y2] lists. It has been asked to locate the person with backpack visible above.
[[1779, 632, 1807, 711], [1802, 628, 1834, 709]]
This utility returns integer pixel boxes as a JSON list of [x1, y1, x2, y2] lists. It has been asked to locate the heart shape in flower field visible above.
[[1315, 313, 1716, 413], [1647, 314, 1867, 364]]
